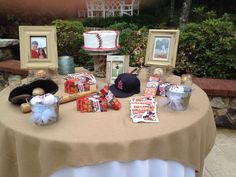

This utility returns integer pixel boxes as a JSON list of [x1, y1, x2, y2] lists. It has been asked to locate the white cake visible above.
[[83, 30, 120, 51]]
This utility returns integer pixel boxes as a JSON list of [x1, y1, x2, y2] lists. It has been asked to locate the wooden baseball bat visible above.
[[20, 90, 97, 113]]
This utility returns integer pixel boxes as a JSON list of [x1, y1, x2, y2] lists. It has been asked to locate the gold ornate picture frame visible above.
[[19, 26, 58, 69], [145, 29, 179, 68]]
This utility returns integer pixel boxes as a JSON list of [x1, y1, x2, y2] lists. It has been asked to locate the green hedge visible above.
[[109, 22, 148, 66], [82, 15, 159, 29], [51, 14, 236, 79], [51, 19, 89, 65], [174, 14, 236, 79]]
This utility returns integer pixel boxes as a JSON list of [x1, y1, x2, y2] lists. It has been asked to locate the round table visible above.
[[0, 69, 216, 177]]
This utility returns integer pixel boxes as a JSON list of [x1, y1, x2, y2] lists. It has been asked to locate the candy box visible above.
[[64, 73, 97, 94], [144, 81, 159, 97], [76, 81, 90, 92], [64, 79, 77, 94], [144, 75, 161, 97], [65, 72, 96, 84], [100, 86, 121, 110], [158, 83, 171, 97], [64, 79, 96, 94], [76, 95, 107, 112]]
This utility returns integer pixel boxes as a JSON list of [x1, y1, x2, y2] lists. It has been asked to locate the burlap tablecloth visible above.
[[0, 69, 216, 177]]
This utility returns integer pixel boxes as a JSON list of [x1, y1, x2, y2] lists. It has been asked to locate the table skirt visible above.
[[49, 159, 195, 177]]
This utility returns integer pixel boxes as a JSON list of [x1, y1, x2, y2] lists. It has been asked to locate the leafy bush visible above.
[[174, 14, 236, 79], [0, 11, 19, 38], [82, 15, 159, 29], [109, 22, 139, 31], [52, 19, 86, 64], [191, 6, 217, 23], [0, 26, 6, 38], [109, 22, 148, 66]]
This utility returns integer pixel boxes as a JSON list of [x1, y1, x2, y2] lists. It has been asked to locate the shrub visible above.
[[191, 6, 217, 23], [174, 14, 236, 79], [0, 26, 7, 38], [52, 19, 86, 65], [109, 22, 148, 66], [82, 15, 159, 29]]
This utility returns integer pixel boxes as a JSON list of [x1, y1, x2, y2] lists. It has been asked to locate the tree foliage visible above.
[[174, 14, 236, 79], [109, 22, 148, 66], [51, 19, 86, 64]]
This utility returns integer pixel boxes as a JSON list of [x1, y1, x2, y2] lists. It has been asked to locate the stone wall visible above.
[[212, 97, 236, 129], [211, 96, 236, 117], [193, 77, 236, 129], [0, 39, 19, 60]]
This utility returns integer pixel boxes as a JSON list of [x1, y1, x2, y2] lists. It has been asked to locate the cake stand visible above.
[[83, 48, 118, 78]]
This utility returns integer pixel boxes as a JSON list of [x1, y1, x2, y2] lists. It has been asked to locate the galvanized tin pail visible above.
[[166, 85, 192, 111], [58, 56, 75, 75]]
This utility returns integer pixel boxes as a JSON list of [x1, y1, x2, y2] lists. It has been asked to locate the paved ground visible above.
[[205, 128, 236, 177]]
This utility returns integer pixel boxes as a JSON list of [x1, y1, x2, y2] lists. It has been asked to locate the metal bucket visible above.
[[166, 85, 192, 111], [58, 56, 75, 75]]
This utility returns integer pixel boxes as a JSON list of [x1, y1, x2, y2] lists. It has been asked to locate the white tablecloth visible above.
[[49, 159, 195, 177]]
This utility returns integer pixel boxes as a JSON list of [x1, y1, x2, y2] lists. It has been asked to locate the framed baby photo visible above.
[[106, 55, 129, 84], [19, 26, 58, 69], [145, 29, 179, 68]]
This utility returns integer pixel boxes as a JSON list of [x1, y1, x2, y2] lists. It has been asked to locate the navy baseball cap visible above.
[[109, 73, 140, 98]]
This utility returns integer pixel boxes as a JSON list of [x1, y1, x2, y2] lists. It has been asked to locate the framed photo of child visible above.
[[145, 29, 179, 68], [106, 55, 129, 84], [19, 26, 58, 69], [30, 37, 47, 59]]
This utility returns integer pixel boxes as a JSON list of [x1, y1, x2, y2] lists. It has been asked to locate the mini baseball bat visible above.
[[20, 90, 97, 113]]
